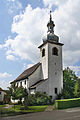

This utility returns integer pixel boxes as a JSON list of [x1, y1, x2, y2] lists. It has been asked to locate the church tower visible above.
[[38, 11, 64, 98]]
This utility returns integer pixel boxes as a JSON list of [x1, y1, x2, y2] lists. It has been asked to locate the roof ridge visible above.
[[24, 62, 40, 72]]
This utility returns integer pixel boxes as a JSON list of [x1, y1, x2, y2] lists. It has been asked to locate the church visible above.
[[11, 11, 64, 99]]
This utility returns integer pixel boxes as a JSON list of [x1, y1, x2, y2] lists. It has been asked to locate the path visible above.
[[4, 104, 13, 109], [1, 107, 80, 120], [45, 105, 54, 112]]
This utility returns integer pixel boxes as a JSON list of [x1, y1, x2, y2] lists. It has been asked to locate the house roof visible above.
[[11, 62, 41, 84], [29, 79, 48, 89], [0, 88, 6, 92]]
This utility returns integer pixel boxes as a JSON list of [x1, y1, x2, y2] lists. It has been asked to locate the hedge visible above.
[[55, 98, 80, 109]]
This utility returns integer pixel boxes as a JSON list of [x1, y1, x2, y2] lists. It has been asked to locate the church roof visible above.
[[11, 62, 41, 83], [29, 79, 48, 89]]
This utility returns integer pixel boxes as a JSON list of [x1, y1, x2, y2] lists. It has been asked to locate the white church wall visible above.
[[40, 44, 48, 79], [30, 89, 35, 94], [36, 79, 49, 95], [29, 65, 42, 87], [16, 79, 28, 89], [48, 42, 63, 98]]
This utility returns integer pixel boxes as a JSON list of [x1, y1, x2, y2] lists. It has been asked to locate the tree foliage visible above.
[[58, 67, 78, 99], [74, 79, 80, 97], [27, 92, 52, 106], [63, 67, 77, 98]]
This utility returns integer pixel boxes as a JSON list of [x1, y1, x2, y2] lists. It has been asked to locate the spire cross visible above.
[[50, 10, 52, 21]]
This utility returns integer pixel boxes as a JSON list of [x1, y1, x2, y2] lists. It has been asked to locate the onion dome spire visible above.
[[47, 11, 55, 33], [43, 10, 59, 43]]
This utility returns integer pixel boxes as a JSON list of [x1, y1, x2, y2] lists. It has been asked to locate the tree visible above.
[[74, 78, 80, 97], [62, 67, 77, 99], [4, 82, 17, 103], [23, 88, 28, 109], [10, 82, 18, 102], [15, 87, 24, 104], [4, 90, 12, 103]]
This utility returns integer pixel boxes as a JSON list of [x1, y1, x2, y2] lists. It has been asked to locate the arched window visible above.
[[42, 49, 45, 57], [52, 47, 58, 56], [20, 82, 22, 87], [24, 80, 26, 85]]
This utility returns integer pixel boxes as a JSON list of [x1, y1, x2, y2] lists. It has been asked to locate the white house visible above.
[[11, 11, 64, 100], [0, 88, 6, 102]]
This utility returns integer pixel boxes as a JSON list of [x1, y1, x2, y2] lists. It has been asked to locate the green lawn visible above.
[[0, 105, 6, 108], [0, 105, 48, 117]]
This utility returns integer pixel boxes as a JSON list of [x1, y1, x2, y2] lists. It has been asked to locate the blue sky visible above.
[[0, 0, 80, 89]]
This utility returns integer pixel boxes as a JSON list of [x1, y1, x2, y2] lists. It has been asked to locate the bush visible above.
[[0, 101, 4, 105], [55, 98, 80, 109], [26, 92, 52, 106], [27, 94, 37, 106]]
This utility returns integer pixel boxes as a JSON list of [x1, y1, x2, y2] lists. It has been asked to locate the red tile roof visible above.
[[11, 62, 41, 83], [0, 88, 6, 92]]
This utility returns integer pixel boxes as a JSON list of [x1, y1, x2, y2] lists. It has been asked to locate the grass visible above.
[[0, 105, 48, 117], [0, 105, 6, 108]]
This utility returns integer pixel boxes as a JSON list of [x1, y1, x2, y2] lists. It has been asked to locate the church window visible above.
[[55, 72, 57, 75], [50, 95, 52, 99], [42, 49, 45, 57], [17, 83, 18, 87], [24, 80, 26, 85], [20, 82, 22, 87], [52, 47, 58, 56], [44, 92, 46, 94], [55, 88, 57, 94]]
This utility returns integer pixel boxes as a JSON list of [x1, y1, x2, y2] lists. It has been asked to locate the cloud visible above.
[[43, 0, 66, 8], [6, 55, 16, 61], [0, 80, 10, 90], [0, 72, 12, 89], [27, 64, 35, 69], [43, 0, 80, 66], [64, 66, 80, 77], [53, 0, 80, 65], [1, 5, 49, 63], [0, 72, 12, 78], [6, 49, 17, 61], [7, 0, 16, 1], [6, 0, 22, 14], [22, 63, 34, 71], [1, 0, 80, 66]]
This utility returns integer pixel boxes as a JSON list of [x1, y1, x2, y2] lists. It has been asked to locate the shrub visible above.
[[25, 92, 52, 106], [27, 94, 37, 106], [55, 98, 80, 109], [0, 102, 3, 105]]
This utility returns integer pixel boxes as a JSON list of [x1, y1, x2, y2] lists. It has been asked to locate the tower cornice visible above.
[[38, 40, 64, 49]]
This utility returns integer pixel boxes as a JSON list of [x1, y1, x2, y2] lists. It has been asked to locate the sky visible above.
[[0, 0, 80, 89]]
